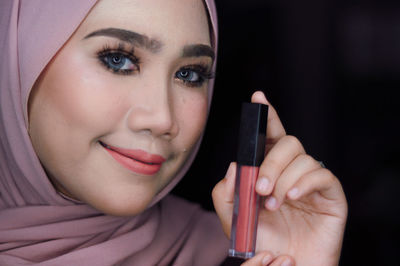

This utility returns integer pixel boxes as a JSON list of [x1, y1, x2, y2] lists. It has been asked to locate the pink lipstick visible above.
[[100, 141, 166, 175]]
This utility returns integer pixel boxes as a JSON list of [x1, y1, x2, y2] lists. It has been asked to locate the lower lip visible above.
[[102, 145, 163, 175]]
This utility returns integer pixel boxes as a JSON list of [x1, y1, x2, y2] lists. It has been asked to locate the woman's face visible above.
[[28, 0, 213, 216]]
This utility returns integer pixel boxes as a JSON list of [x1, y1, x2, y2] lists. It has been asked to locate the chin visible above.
[[82, 187, 156, 217]]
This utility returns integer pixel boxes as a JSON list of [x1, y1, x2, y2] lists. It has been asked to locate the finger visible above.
[[268, 255, 295, 266], [240, 251, 274, 266], [251, 91, 286, 147], [286, 167, 343, 202], [264, 154, 321, 211], [212, 162, 236, 237], [223, 162, 237, 203], [256, 135, 306, 197]]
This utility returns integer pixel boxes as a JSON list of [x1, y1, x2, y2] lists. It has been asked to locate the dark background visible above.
[[173, 0, 400, 265]]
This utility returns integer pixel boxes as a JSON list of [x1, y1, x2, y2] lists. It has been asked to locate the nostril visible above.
[[126, 108, 178, 139], [125, 88, 178, 138]]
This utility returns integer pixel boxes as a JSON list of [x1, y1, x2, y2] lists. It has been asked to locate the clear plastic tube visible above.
[[229, 102, 268, 259], [229, 165, 260, 259]]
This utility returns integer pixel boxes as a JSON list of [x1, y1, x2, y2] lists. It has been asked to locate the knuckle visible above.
[[263, 158, 281, 180], [320, 168, 336, 182], [211, 186, 217, 198], [298, 154, 315, 167], [211, 187, 217, 201], [284, 135, 303, 151], [211, 180, 222, 199]]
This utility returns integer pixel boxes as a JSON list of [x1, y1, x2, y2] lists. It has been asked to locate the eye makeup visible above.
[[96, 42, 140, 75], [229, 102, 268, 259], [175, 63, 215, 88], [94, 41, 214, 87]]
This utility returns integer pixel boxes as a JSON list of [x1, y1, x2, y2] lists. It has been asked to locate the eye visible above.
[[175, 65, 214, 87], [176, 69, 201, 83], [98, 51, 139, 75]]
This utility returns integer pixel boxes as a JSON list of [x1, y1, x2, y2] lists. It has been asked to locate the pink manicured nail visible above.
[[256, 177, 270, 193], [266, 196, 277, 210], [287, 187, 299, 199], [281, 258, 293, 266], [262, 254, 272, 265]]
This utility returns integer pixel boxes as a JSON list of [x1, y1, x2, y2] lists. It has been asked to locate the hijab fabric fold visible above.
[[0, 0, 228, 265]]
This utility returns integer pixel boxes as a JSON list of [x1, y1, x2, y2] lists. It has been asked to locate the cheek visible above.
[[40, 47, 129, 135], [175, 91, 208, 148]]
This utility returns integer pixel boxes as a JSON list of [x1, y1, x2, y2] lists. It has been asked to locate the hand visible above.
[[241, 251, 295, 266], [212, 91, 348, 266]]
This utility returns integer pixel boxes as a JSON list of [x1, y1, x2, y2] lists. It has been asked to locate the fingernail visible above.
[[281, 258, 293, 266], [262, 254, 272, 265], [256, 177, 270, 193], [266, 196, 277, 210], [287, 187, 299, 199]]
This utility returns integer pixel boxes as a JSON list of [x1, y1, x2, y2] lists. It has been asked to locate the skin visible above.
[[213, 91, 348, 265], [28, 0, 346, 264], [28, 0, 212, 216]]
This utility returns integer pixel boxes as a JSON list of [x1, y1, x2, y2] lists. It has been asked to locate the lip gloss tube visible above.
[[229, 102, 268, 259]]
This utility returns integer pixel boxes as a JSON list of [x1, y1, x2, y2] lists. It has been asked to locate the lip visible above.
[[99, 141, 166, 175]]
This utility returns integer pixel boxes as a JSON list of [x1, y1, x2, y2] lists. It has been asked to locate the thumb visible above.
[[212, 162, 236, 238]]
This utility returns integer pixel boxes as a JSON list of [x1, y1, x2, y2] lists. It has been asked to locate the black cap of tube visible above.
[[236, 102, 268, 166]]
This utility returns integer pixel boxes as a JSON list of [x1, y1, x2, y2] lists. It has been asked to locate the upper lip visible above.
[[100, 141, 166, 164]]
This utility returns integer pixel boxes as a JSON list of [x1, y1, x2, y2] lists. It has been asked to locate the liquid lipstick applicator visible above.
[[229, 102, 268, 259]]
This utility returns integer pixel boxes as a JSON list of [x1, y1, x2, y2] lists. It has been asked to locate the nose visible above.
[[126, 80, 179, 140]]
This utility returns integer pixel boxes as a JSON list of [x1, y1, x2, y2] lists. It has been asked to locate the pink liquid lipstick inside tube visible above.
[[229, 102, 268, 259]]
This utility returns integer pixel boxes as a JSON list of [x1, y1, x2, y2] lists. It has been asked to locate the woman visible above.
[[0, 0, 347, 265]]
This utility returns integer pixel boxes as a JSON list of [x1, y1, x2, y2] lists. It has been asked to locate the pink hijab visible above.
[[0, 0, 228, 265]]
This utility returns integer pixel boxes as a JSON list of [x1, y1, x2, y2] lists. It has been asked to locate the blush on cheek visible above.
[[43, 49, 128, 132]]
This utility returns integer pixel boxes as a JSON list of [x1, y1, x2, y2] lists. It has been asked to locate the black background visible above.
[[173, 0, 400, 265]]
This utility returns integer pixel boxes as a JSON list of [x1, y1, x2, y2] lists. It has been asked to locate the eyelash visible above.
[[176, 64, 215, 87], [97, 44, 140, 75], [96, 43, 215, 87]]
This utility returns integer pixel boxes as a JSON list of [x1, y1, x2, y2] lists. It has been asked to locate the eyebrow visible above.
[[182, 44, 215, 61], [83, 27, 215, 60], [83, 28, 163, 53]]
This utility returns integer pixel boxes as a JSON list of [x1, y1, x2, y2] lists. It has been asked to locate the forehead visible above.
[[78, 0, 211, 47]]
